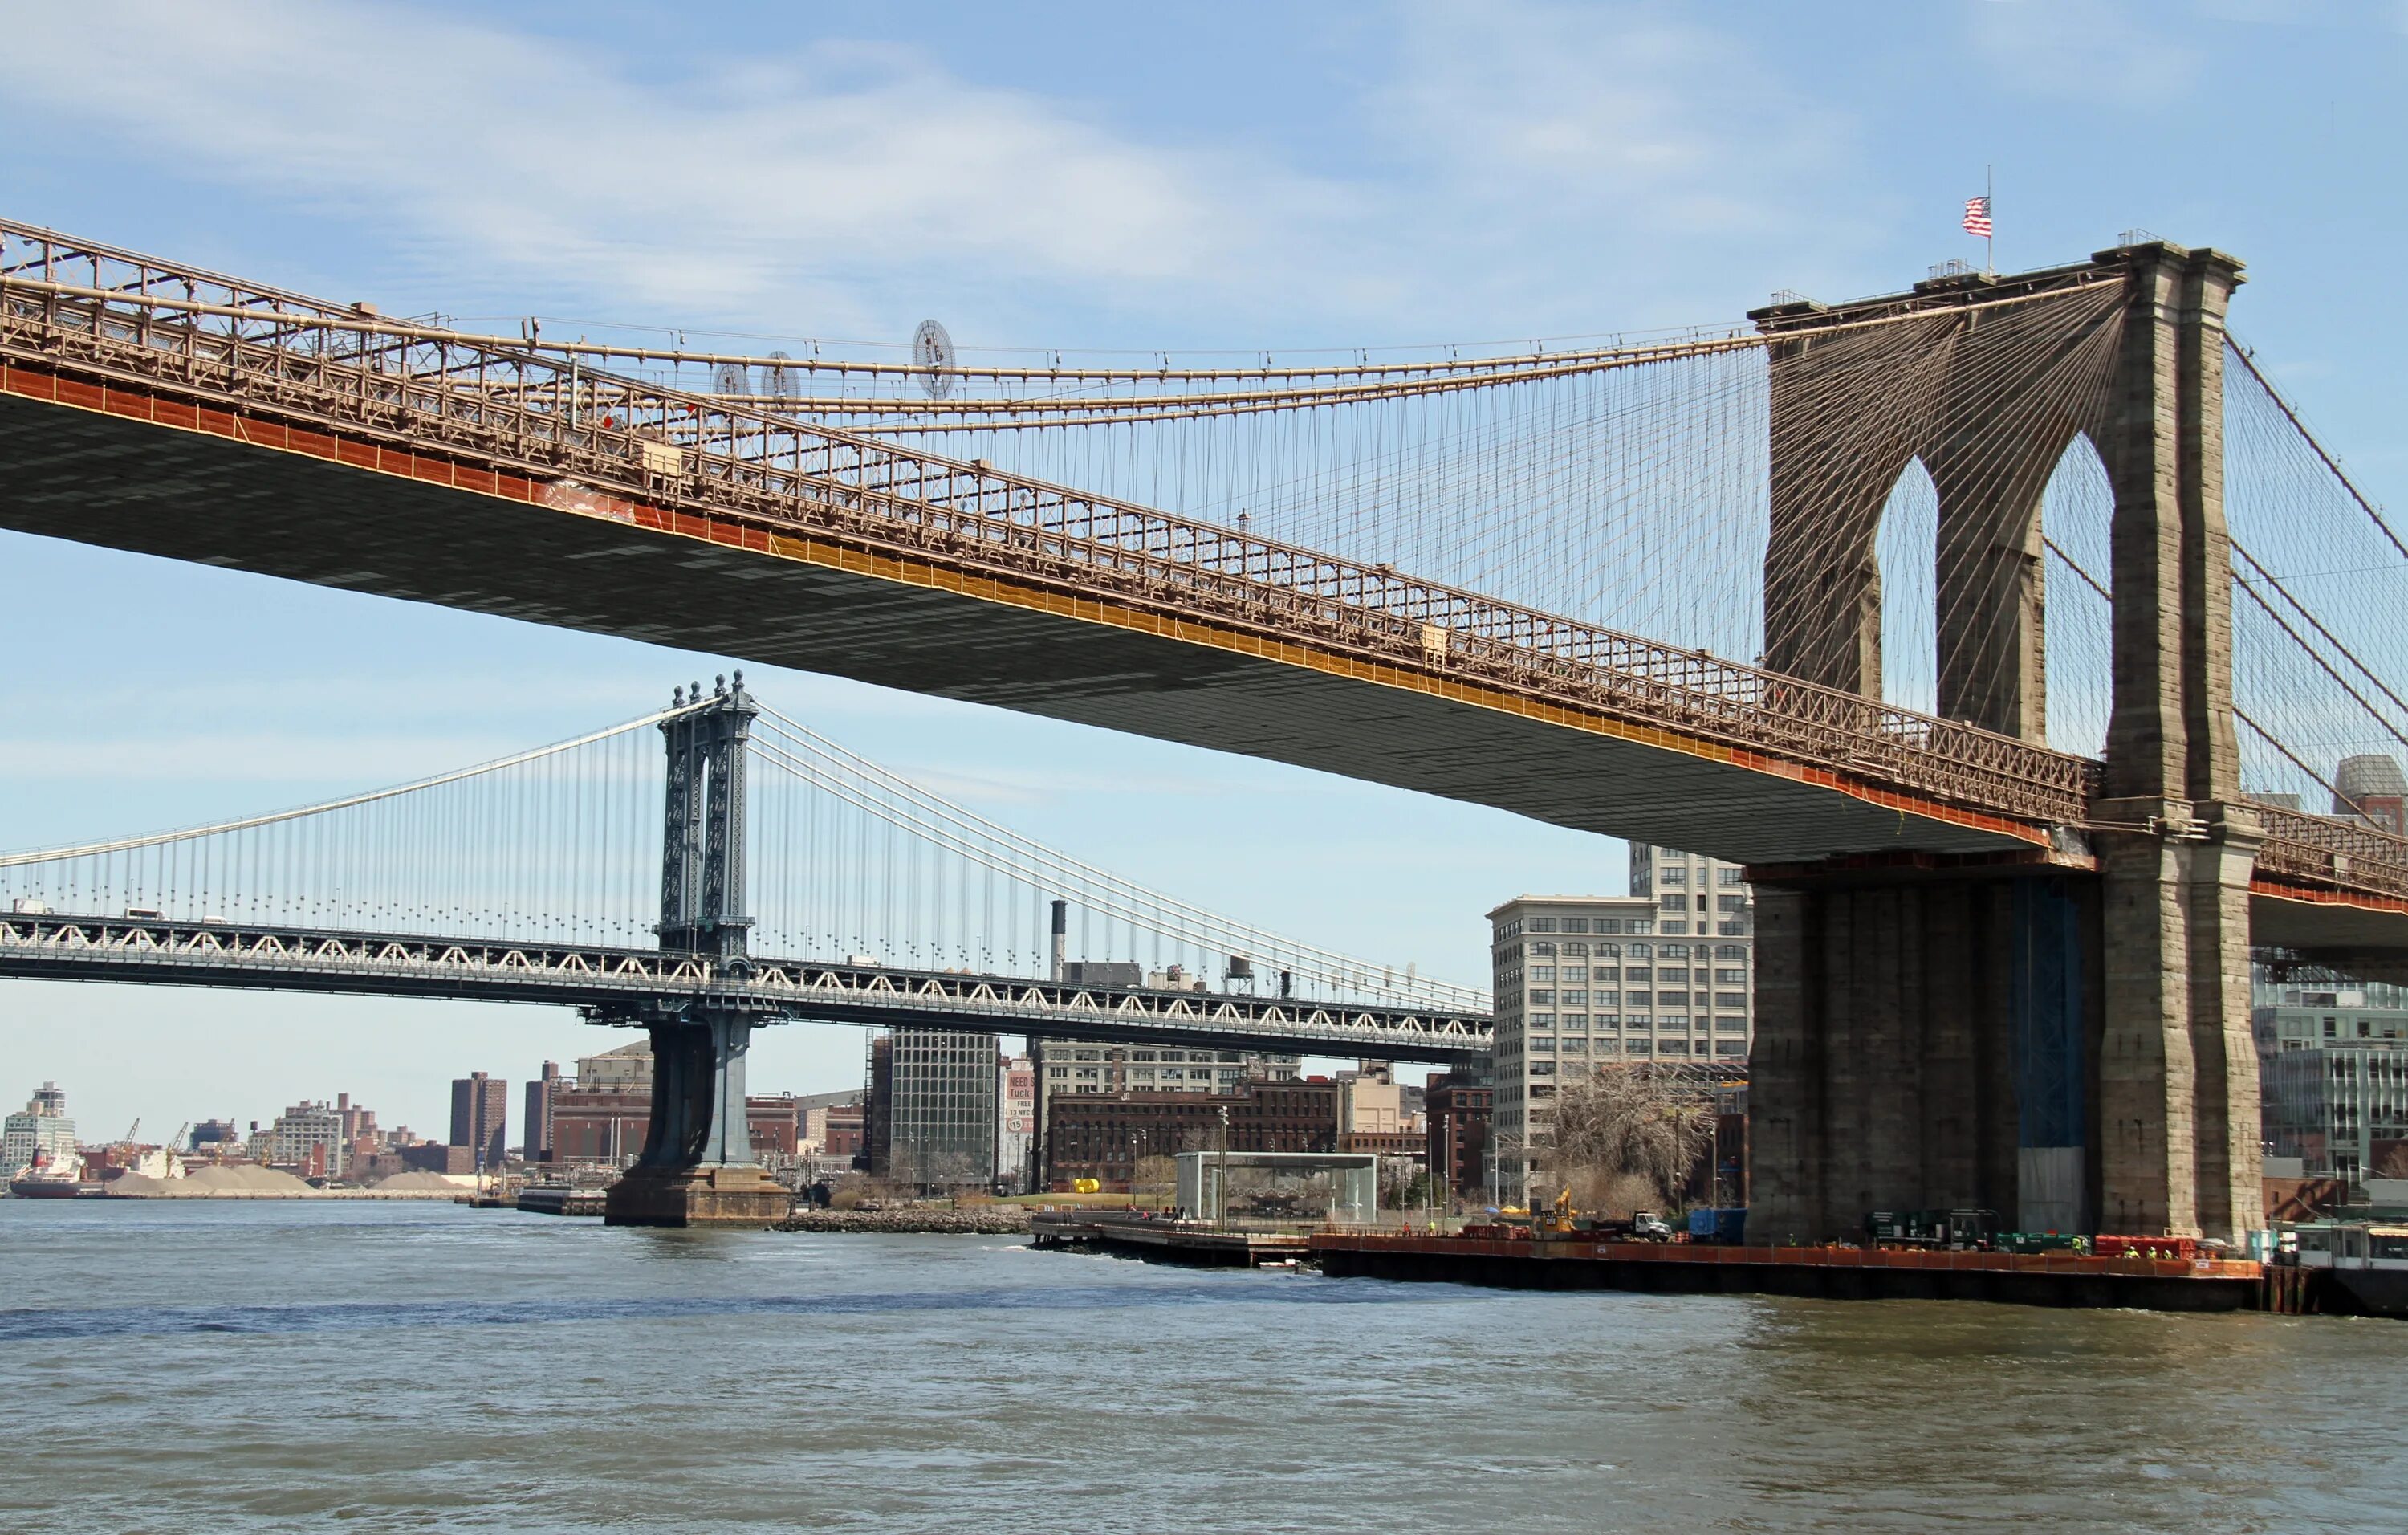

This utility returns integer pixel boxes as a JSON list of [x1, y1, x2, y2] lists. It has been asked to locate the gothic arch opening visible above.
[[1876, 456, 1939, 717], [2038, 433, 2113, 759]]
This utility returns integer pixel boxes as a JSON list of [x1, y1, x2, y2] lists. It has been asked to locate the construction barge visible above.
[[1031, 1211, 1310, 1268], [1311, 1231, 2295, 1313]]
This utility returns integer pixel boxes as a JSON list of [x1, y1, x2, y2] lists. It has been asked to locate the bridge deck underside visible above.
[[0, 391, 2042, 867]]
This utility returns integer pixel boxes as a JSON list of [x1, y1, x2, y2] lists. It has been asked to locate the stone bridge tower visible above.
[[1743, 243, 2262, 1244]]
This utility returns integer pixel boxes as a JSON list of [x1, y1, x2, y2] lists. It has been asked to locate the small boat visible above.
[[7, 1146, 90, 1199]]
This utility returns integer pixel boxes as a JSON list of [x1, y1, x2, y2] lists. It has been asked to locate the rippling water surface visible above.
[[2, 1199, 2402, 1532]]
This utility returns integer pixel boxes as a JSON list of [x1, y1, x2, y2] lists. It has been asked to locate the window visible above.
[[1561, 1013, 1588, 1029], [1719, 894, 1747, 913], [1563, 918, 1590, 934], [1530, 917, 1559, 933], [1658, 967, 1688, 984], [1562, 965, 1588, 982], [1719, 869, 1746, 886], [1661, 920, 1689, 934], [1660, 944, 1689, 959], [1661, 1040, 1690, 1055], [1596, 991, 1620, 1007], [1658, 991, 1688, 1008], [1531, 942, 1557, 958], [1717, 922, 1747, 937], [1530, 1037, 1554, 1053], [1660, 894, 1686, 911], [2325, 1017, 2339, 1038], [1716, 945, 1746, 960], [1597, 920, 1623, 934], [1715, 1016, 1748, 1032], [1714, 968, 1746, 985], [1627, 944, 1652, 960], [1131, 1051, 1157, 1062], [1596, 945, 1621, 960], [1531, 965, 1556, 982], [1625, 967, 1652, 984], [1659, 866, 1686, 886], [1626, 1015, 1651, 1029], [1627, 1040, 1652, 1055], [1563, 942, 1587, 959], [1561, 990, 1588, 1007]]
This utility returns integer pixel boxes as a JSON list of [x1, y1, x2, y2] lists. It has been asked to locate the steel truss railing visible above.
[[6, 218, 2404, 904], [0, 913, 1493, 1059], [2255, 806, 2408, 901], [0, 218, 2099, 825]]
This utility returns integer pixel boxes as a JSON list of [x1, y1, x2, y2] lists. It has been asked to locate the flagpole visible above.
[[1986, 163, 1995, 275]]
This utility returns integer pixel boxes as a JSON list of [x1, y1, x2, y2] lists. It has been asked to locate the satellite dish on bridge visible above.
[[765, 350, 797, 401], [712, 361, 752, 397], [912, 320, 956, 400]]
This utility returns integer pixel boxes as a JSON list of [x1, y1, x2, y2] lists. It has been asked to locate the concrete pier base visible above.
[[604, 1164, 791, 1228]]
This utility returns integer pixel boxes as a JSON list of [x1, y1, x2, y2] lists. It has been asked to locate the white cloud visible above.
[[1367, 1, 1876, 324], [0, 0, 1889, 339], [0, 1, 1356, 328]]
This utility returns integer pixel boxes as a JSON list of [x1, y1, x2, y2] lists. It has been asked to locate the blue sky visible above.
[[3, 0, 2405, 1141]]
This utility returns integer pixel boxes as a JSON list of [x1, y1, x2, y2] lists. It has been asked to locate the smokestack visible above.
[[1050, 898, 1068, 982]]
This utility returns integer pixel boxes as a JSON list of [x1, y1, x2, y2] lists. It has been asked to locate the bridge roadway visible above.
[[2, 223, 2403, 953], [0, 910, 1493, 1061]]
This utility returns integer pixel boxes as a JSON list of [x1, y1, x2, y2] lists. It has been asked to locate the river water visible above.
[[2, 1200, 2401, 1533]]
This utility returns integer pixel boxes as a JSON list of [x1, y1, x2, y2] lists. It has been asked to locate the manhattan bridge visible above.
[[2, 218, 2402, 1235]]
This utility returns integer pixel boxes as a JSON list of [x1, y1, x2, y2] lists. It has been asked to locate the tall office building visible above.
[[2255, 967, 2408, 1183], [1, 1081, 76, 1180], [523, 1062, 563, 1164], [449, 1071, 509, 1171], [867, 1029, 1000, 1190], [1625, 843, 1756, 1061], [1487, 894, 1662, 1204]]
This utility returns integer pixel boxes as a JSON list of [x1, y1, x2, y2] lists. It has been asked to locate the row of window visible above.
[[1524, 1042, 1747, 1065], [1508, 916, 1658, 935], [1521, 1012, 1750, 1031], [1502, 941, 1747, 963], [1524, 964, 1748, 985], [1061, 1048, 1251, 1063], [1521, 988, 1749, 1007]]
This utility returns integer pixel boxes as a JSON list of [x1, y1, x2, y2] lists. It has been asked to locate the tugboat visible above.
[[7, 1145, 88, 1199]]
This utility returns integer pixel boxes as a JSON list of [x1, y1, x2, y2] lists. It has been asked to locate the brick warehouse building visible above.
[[1423, 1069, 1493, 1198], [1043, 1078, 1340, 1191]]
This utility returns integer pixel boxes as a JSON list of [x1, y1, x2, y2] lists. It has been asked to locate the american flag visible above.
[[1963, 195, 1993, 238]]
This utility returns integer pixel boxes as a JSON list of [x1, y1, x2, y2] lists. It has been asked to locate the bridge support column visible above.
[[1749, 872, 2101, 1243], [2093, 809, 2263, 1241], [603, 674, 791, 1229], [604, 1010, 788, 1228]]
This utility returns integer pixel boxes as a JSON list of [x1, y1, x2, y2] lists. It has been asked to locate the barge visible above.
[[1031, 1211, 1311, 1268], [1312, 1231, 2281, 1313]]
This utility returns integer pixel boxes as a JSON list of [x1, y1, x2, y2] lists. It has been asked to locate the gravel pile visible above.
[[100, 1164, 319, 1198], [372, 1171, 473, 1191], [778, 1207, 1033, 1235]]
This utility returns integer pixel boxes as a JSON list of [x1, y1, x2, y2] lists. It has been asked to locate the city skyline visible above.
[[6, 0, 2406, 1142]]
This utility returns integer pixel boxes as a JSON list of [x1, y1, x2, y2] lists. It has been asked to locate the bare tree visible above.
[[1536, 1065, 1715, 1216]]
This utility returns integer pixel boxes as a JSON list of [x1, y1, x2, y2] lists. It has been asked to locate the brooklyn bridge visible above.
[[4, 217, 2401, 1237]]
